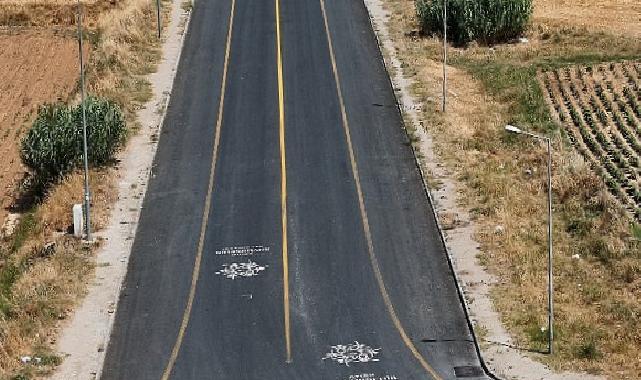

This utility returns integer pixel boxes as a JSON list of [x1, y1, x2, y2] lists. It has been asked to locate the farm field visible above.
[[540, 62, 641, 219], [0, 31, 82, 227]]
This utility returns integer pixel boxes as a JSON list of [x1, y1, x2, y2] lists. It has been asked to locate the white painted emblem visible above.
[[322, 341, 381, 366], [215, 260, 267, 279]]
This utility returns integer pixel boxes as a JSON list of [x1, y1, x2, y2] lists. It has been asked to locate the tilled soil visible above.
[[0, 31, 82, 225]]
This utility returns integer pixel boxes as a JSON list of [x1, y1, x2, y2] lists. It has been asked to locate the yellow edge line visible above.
[[275, 0, 292, 364], [160, 0, 236, 377], [317, 1, 443, 379]]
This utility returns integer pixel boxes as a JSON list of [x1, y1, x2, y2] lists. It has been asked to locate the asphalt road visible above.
[[102, 0, 490, 379]]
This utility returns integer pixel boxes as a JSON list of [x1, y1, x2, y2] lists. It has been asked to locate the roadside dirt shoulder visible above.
[[50, 1, 191, 378]]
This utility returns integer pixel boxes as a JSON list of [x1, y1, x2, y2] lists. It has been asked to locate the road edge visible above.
[[49, 2, 193, 379]]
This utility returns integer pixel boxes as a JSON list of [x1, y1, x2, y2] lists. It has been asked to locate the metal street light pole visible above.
[[77, 0, 92, 242], [442, 0, 447, 113], [156, 0, 162, 39], [505, 124, 553, 354]]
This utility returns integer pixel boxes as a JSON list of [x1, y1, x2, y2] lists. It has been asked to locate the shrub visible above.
[[416, 0, 533, 45], [21, 97, 125, 187]]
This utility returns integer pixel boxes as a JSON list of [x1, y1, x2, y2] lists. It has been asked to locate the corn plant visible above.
[[21, 97, 125, 189], [416, 0, 533, 45]]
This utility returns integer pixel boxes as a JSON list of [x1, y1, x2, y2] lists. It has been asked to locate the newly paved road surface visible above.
[[102, 0, 490, 379]]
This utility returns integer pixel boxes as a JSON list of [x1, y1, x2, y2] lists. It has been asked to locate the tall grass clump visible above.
[[20, 96, 125, 189], [416, 0, 533, 45]]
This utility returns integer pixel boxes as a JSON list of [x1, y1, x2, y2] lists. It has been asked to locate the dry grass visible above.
[[0, 170, 114, 378], [37, 170, 117, 235], [0, 1, 123, 29], [383, 0, 641, 378], [0, 0, 167, 377], [534, 0, 641, 39]]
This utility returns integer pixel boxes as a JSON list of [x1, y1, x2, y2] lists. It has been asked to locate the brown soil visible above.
[[0, 31, 82, 226]]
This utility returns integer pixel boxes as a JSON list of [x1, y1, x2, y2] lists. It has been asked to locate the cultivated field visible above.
[[0, 32, 82, 226], [541, 62, 641, 219]]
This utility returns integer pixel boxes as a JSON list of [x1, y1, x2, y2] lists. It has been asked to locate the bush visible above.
[[416, 0, 533, 45], [20, 97, 125, 187]]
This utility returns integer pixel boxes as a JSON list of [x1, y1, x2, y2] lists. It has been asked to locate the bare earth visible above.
[[0, 32, 81, 226]]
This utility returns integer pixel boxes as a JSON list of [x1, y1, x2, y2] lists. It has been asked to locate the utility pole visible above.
[[156, 0, 162, 39], [546, 137, 554, 354], [442, 0, 447, 113], [77, 0, 92, 242]]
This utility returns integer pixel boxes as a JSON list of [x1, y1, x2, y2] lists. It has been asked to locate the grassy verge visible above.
[[0, 0, 173, 378], [382, 0, 641, 377]]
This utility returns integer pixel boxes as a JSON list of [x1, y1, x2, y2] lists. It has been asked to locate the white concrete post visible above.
[[73, 204, 84, 238]]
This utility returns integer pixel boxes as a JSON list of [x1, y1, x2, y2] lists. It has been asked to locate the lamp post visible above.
[[442, 0, 447, 113], [156, 0, 161, 39], [505, 124, 553, 354], [77, 0, 92, 242]]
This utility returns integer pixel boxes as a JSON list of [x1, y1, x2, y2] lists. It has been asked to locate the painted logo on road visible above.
[[215, 260, 267, 279], [322, 341, 381, 366]]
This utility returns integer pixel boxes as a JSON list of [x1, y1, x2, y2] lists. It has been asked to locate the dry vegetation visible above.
[[534, 0, 641, 39], [382, 0, 641, 378], [0, 0, 168, 378]]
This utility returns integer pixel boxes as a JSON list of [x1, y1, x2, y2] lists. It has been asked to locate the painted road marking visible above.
[[215, 261, 268, 279], [160, 0, 237, 378], [347, 374, 398, 380], [275, 0, 292, 364], [317, 0, 443, 379], [215, 245, 271, 256], [322, 341, 381, 366]]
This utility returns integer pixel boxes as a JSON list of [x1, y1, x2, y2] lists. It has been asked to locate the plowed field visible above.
[[0, 31, 81, 224]]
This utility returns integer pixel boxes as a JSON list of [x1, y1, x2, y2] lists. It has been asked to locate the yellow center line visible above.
[[317, 0, 443, 379], [275, 0, 292, 364], [160, 0, 237, 377]]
